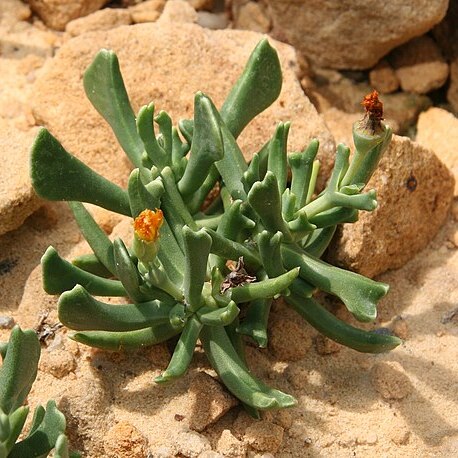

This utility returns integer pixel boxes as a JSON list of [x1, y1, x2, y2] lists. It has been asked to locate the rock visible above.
[[269, 316, 312, 361], [233, 1, 271, 34], [29, 0, 110, 31], [307, 78, 430, 134], [390, 36, 449, 94], [0, 316, 15, 329], [390, 426, 411, 445], [448, 60, 458, 113], [216, 429, 247, 457], [0, 0, 31, 24], [315, 335, 341, 355], [369, 59, 400, 94], [327, 135, 454, 278], [103, 422, 148, 458], [244, 420, 284, 453], [188, 372, 238, 432], [431, 1, 458, 112], [66, 8, 132, 37], [391, 316, 409, 340], [57, 377, 111, 455], [31, 22, 334, 189], [0, 125, 42, 235], [266, 0, 449, 69], [128, 0, 165, 24], [416, 107, 458, 194], [197, 12, 229, 30], [187, 0, 214, 11], [39, 348, 77, 378], [158, 0, 198, 24], [174, 429, 212, 457], [370, 361, 413, 400]]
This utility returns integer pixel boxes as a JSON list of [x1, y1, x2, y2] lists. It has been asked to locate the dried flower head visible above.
[[133, 209, 163, 242], [360, 90, 384, 134]]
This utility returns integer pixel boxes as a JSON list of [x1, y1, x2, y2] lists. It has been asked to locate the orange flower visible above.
[[133, 209, 163, 242]]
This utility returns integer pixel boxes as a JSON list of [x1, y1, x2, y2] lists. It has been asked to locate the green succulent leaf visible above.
[[59, 285, 175, 332], [287, 283, 401, 353], [113, 238, 149, 302], [0, 327, 40, 415], [155, 316, 203, 383], [197, 301, 240, 326], [8, 401, 66, 458], [283, 246, 388, 322], [182, 226, 212, 311], [1, 406, 29, 455], [236, 298, 272, 348], [128, 169, 163, 217], [31, 129, 131, 216], [201, 326, 296, 410], [230, 268, 300, 303], [267, 122, 290, 195], [137, 103, 169, 169], [178, 92, 224, 196], [69, 324, 180, 351], [247, 171, 291, 238], [42, 246, 126, 296], [220, 38, 282, 139], [83, 49, 144, 167], [72, 253, 113, 278], [69, 201, 117, 275]]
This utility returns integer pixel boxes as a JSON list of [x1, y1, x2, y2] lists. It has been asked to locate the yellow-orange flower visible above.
[[133, 209, 163, 242]]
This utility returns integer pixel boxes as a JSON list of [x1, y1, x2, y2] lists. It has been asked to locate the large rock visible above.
[[65, 8, 132, 37], [265, 0, 449, 69], [416, 107, 458, 194], [29, 0, 110, 31], [31, 22, 335, 189], [390, 36, 449, 94], [0, 125, 42, 235], [432, 0, 458, 112], [327, 135, 454, 278]]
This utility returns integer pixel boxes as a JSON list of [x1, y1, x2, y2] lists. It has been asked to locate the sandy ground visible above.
[[1, 2, 457, 457]]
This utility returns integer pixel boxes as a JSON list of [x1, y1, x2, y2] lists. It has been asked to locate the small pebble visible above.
[[0, 316, 15, 329]]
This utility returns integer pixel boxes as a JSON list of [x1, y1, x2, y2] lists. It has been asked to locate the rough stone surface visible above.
[[370, 361, 413, 400], [187, 0, 214, 11], [188, 372, 238, 432], [416, 107, 458, 194], [216, 429, 247, 457], [305, 78, 431, 134], [390, 36, 449, 94], [0, 125, 42, 235], [448, 60, 458, 113], [327, 135, 455, 278], [128, 0, 165, 23], [432, 1, 458, 112], [266, 0, 449, 69], [158, 0, 198, 24], [197, 12, 229, 30], [244, 420, 284, 452], [369, 59, 400, 94], [65, 8, 132, 36], [31, 22, 334, 189], [39, 348, 77, 378], [234, 1, 271, 34], [174, 429, 212, 457], [103, 421, 148, 458], [29, 0, 110, 31], [269, 316, 312, 361], [315, 335, 341, 355]]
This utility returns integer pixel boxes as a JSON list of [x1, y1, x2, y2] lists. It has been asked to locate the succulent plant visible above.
[[30, 39, 400, 415], [0, 326, 77, 457]]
